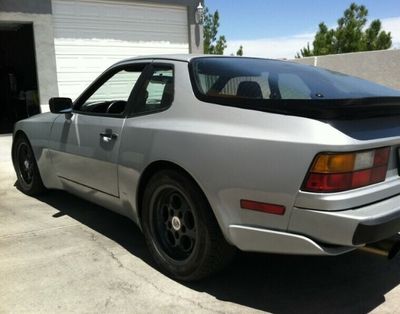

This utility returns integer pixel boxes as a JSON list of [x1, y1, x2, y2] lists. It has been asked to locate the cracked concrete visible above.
[[0, 134, 258, 313], [2, 134, 400, 313]]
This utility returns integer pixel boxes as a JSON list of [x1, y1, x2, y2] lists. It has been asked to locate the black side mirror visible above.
[[49, 97, 73, 113]]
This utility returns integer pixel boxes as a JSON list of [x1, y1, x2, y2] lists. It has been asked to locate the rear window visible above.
[[190, 57, 400, 101], [189, 57, 400, 119]]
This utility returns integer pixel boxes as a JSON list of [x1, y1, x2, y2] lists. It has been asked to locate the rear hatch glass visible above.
[[189, 57, 400, 119]]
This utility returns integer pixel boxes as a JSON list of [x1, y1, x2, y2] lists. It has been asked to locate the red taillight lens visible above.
[[302, 147, 390, 193], [374, 147, 390, 166]]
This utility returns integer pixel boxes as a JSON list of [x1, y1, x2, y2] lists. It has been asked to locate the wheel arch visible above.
[[136, 160, 215, 225]]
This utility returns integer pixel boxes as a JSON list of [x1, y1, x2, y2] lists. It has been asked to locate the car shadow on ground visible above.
[[37, 189, 400, 314]]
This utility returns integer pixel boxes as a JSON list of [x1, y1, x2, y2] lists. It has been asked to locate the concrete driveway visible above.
[[1, 133, 400, 313]]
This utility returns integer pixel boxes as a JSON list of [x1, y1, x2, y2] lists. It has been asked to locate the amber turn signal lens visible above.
[[312, 153, 355, 173]]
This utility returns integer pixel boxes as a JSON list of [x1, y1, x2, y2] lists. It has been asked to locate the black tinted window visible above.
[[191, 57, 400, 100], [132, 65, 174, 115]]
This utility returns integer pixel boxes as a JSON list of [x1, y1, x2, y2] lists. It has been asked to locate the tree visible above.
[[203, 7, 227, 54], [312, 23, 335, 55], [296, 3, 392, 58], [364, 20, 392, 51], [236, 45, 243, 56], [296, 42, 313, 58]]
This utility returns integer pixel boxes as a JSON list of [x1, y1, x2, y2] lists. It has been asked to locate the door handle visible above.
[[100, 132, 118, 142]]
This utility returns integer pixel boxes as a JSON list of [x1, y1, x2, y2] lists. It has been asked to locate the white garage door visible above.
[[52, 0, 189, 99]]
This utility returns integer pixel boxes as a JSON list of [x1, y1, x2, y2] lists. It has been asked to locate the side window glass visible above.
[[133, 65, 174, 115], [76, 67, 144, 115]]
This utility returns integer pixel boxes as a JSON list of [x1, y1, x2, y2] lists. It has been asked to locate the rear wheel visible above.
[[13, 135, 46, 195], [141, 169, 235, 281]]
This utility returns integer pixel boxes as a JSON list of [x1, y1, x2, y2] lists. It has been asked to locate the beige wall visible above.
[[292, 49, 400, 90]]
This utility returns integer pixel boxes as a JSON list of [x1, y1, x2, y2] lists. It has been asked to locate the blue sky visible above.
[[205, 0, 400, 58]]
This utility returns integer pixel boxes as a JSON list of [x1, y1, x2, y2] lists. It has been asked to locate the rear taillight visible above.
[[302, 147, 390, 193]]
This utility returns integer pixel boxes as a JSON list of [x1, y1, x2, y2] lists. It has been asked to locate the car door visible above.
[[49, 63, 149, 197]]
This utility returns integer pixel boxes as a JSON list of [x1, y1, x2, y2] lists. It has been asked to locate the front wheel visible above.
[[141, 169, 235, 281], [12, 135, 46, 196]]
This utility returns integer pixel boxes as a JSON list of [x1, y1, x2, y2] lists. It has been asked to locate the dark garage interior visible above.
[[0, 22, 40, 134]]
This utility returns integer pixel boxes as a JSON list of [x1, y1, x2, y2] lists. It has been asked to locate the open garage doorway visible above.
[[0, 22, 40, 134]]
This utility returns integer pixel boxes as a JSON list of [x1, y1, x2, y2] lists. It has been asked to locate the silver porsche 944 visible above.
[[12, 55, 400, 280]]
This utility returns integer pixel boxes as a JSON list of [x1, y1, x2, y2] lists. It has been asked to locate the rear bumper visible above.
[[228, 225, 355, 256], [289, 193, 400, 247], [228, 193, 400, 255], [352, 211, 400, 245]]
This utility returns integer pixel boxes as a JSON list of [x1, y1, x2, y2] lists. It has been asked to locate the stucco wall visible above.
[[293, 49, 400, 90]]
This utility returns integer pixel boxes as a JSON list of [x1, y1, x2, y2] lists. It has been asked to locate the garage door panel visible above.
[[52, 0, 189, 99], [53, 0, 188, 43], [55, 40, 189, 56]]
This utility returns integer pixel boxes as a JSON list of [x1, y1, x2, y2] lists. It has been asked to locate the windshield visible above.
[[190, 57, 400, 101]]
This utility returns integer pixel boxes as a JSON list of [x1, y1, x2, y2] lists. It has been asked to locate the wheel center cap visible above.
[[24, 160, 30, 169], [171, 216, 181, 231]]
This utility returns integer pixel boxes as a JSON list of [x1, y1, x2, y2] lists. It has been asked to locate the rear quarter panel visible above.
[[118, 61, 385, 241]]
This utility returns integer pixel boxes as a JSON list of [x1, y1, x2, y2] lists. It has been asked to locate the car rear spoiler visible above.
[[206, 96, 400, 120], [276, 97, 400, 120]]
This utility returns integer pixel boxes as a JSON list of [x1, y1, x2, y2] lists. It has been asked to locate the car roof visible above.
[[121, 54, 198, 62], [117, 54, 279, 64]]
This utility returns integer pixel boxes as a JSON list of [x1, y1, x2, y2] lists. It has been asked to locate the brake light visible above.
[[302, 147, 390, 193]]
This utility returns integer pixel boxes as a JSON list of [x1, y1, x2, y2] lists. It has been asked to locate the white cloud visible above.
[[225, 33, 314, 59], [381, 16, 400, 48], [226, 16, 400, 59]]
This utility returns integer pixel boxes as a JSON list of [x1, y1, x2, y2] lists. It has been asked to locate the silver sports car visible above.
[[12, 55, 400, 280]]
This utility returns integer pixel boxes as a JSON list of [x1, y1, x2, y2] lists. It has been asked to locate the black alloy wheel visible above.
[[151, 186, 197, 262], [17, 142, 34, 187], [12, 135, 46, 195], [142, 169, 235, 281]]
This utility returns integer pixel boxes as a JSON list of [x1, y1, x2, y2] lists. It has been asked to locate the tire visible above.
[[141, 169, 235, 281], [12, 135, 46, 196]]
